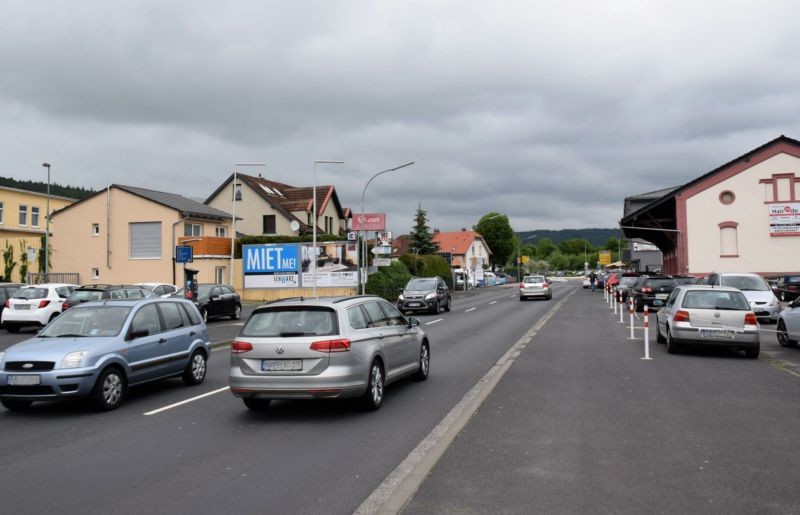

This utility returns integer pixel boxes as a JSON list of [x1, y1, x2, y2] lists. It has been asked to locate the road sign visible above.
[[599, 250, 611, 266], [371, 246, 391, 255], [347, 231, 357, 241], [176, 245, 194, 264], [522, 255, 529, 264], [373, 258, 391, 266]]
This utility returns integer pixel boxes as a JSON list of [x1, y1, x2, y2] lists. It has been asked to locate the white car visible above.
[[777, 297, 800, 348], [582, 275, 592, 288], [2, 283, 79, 332], [134, 283, 178, 298]]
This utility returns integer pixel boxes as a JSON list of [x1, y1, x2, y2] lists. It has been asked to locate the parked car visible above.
[[655, 285, 760, 358], [0, 283, 26, 325], [606, 273, 621, 289], [705, 272, 780, 324], [777, 296, 800, 348], [134, 282, 178, 298], [614, 273, 641, 302], [630, 275, 678, 312], [671, 275, 700, 285], [397, 276, 451, 314], [519, 275, 552, 301], [1, 283, 78, 332], [229, 295, 430, 411], [596, 273, 607, 289], [582, 275, 592, 289], [172, 284, 242, 322], [0, 298, 210, 411], [63, 285, 153, 311], [772, 275, 800, 302]]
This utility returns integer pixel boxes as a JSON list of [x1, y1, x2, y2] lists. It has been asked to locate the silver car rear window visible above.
[[524, 277, 545, 283], [682, 291, 749, 311], [242, 307, 338, 337]]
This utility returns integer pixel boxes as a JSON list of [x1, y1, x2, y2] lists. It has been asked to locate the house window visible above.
[[760, 173, 799, 203], [0, 202, 3, 224], [719, 191, 735, 205], [719, 222, 738, 257], [215, 266, 226, 284], [19, 205, 28, 226], [129, 222, 162, 259], [215, 226, 227, 237], [92, 268, 100, 280], [30, 207, 40, 227], [92, 223, 100, 236], [307, 213, 312, 225], [262, 215, 276, 234], [234, 184, 242, 201], [184, 223, 201, 237]]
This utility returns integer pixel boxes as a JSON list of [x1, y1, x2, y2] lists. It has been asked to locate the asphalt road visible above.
[[0, 284, 566, 515]]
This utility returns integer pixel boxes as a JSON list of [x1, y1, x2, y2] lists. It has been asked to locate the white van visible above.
[[454, 268, 474, 290]]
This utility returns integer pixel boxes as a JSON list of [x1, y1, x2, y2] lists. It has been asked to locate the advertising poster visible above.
[[769, 203, 800, 236], [300, 241, 359, 287], [242, 244, 300, 289]]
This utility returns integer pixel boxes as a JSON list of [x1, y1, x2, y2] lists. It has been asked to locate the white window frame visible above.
[[0, 201, 5, 224], [215, 226, 227, 237], [184, 223, 202, 237], [215, 266, 226, 284], [19, 205, 28, 226], [129, 222, 162, 259], [92, 223, 100, 236], [92, 268, 100, 280], [31, 206, 40, 227]]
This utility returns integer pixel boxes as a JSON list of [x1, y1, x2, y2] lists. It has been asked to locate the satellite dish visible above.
[[290, 220, 300, 232]]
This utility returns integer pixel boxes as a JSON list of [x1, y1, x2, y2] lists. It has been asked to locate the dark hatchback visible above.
[[0, 283, 25, 323], [631, 275, 678, 312], [172, 284, 242, 322], [397, 277, 452, 315], [63, 285, 153, 311], [773, 275, 800, 302], [614, 273, 641, 302]]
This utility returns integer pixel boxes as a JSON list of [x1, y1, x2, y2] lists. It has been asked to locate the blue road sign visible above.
[[176, 245, 194, 264]]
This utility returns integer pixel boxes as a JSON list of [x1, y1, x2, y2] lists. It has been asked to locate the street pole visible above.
[[230, 163, 265, 286], [359, 161, 415, 295], [313, 160, 344, 298], [41, 162, 51, 283]]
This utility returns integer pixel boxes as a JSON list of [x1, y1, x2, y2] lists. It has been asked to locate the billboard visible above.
[[299, 242, 359, 287], [351, 213, 386, 231], [243, 242, 359, 289], [598, 250, 611, 266], [243, 244, 301, 288], [769, 203, 800, 236]]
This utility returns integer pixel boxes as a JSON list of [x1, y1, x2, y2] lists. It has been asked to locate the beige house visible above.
[[0, 185, 76, 282], [205, 173, 350, 237], [432, 229, 493, 270], [50, 185, 233, 286]]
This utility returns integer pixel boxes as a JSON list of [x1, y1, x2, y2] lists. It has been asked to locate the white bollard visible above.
[[613, 290, 617, 314], [619, 292, 624, 324], [643, 304, 652, 360], [604, 284, 608, 302], [629, 298, 635, 339]]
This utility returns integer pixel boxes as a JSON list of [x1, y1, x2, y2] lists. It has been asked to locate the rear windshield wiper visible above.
[[713, 306, 742, 311], [53, 333, 86, 338]]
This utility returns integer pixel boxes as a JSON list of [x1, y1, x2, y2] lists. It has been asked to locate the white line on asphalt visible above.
[[489, 301, 497, 304], [465, 307, 476, 312], [425, 318, 443, 325], [143, 386, 229, 416]]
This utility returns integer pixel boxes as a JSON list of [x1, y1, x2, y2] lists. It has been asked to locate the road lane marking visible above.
[[425, 318, 443, 325], [143, 386, 229, 416], [465, 307, 476, 312], [489, 301, 497, 305], [356, 289, 575, 515]]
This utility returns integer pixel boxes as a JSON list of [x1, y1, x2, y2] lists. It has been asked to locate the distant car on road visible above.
[[397, 277, 451, 314], [656, 285, 760, 358], [1, 283, 78, 332], [519, 275, 552, 301], [229, 295, 430, 411], [0, 298, 210, 411]]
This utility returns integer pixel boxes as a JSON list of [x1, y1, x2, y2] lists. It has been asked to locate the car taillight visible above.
[[231, 340, 253, 354], [542, 282, 548, 288], [310, 339, 351, 353], [62, 303, 70, 310], [674, 310, 690, 322], [3, 300, 8, 309], [519, 283, 524, 289], [38, 300, 50, 309], [642, 287, 652, 293], [744, 313, 758, 325]]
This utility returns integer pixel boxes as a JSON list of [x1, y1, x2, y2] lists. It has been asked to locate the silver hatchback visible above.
[[229, 296, 430, 411], [519, 275, 552, 301], [655, 285, 760, 358]]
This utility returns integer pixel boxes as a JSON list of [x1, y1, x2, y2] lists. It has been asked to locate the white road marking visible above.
[[143, 386, 229, 416], [465, 307, 476, 312], [425, 318, 443, 325], [489, 301, 497, 305]]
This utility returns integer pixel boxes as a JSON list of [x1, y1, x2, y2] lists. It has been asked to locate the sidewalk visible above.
[[401, 285, 800, 514]]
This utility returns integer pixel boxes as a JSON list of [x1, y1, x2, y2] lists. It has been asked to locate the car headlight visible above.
[[769, 297, 779, 306], [425, 293, 437, 300], [61, 351, 87, 369], [398, 294, 404, 302]]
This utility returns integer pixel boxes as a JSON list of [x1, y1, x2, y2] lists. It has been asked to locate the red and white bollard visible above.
[[629, 298, 635, 339], [612, 289, 617, 314], [643, 304, 652, 360], [618, 291, 624, 324], [604, 284, 609, 302]]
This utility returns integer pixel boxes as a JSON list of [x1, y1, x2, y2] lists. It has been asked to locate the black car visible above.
[[630, 275, 678, 312], [63, 284, 153, 311], [173, 283, 241, 322], [614, 273, 641, 303], [0, 283, 25, 323], [773, 275, 800, 301], [397, 276, 451, 315]]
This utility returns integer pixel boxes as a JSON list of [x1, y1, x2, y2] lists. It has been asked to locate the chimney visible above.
[[433, 228, 440, 233], [461, 227, 467, 232]]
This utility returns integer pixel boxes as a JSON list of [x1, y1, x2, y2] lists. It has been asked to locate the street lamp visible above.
[[359, 161, 415, 295], [41, 162, 50, 282], [516, 234, 537, 282], [230, 163, 266, 286], [313, 160, 344, 298]]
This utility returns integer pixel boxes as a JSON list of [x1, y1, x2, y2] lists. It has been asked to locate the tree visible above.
[[38, 234, 52, 273], [536, 238, 556, 259], [3, 241, 16, 282], [18, 241, 29, 284], [474, 212, 514, 269], [558, 238, 592, 256], [409, 204, 437, 254]]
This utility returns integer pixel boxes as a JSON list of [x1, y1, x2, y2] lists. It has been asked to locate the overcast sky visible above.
[[4, 1, 800, 234]]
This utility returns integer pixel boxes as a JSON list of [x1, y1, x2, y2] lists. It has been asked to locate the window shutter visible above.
[[130, 222, 162, 258]]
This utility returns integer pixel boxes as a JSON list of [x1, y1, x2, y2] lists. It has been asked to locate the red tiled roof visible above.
[[432, 230, 491, 256]]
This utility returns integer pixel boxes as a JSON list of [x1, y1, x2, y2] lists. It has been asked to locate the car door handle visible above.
[[159, 338, 167, 344], [189, 331, 196, 336]]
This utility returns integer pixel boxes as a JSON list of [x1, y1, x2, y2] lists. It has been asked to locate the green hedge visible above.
[[365, 261, 413, 302], [398, 254, 453, 288]]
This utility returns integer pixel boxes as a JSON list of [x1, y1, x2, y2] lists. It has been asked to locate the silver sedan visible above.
[[655, 285, 760, 358]]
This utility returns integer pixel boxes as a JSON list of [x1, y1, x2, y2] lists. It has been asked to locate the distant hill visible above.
[[516, 228, 623, 247], [0, 176, 95, 200]]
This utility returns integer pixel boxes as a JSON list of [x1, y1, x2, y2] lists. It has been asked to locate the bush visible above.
[[365, 261, 413, 302], [398, 254, 453, 289]]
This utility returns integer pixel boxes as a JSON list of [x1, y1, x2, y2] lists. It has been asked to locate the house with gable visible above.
[[432, 229, 492, 271]]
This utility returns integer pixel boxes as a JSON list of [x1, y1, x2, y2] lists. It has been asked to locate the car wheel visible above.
[[360, 360, 384, 411], [182, 350, 207, 386], [200, 307, 208, 323], [665, 327, 680, 354], [744, 346, 760, 359], [444, 296, 451, 312], [413, 341, 430, 381], [49, 312, 59, 323], [1, 399, 33, 411], [243, 398, 271, 410], [777, 321, 797, 347], [90, 367, 126, 411], [430, 300, 440, 315], [519, 296, 525, 302], [5, 324, 19, 333], [231, 304, 242, 320]]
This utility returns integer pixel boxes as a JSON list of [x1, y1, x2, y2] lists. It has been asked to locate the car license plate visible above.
[[261, 359, 302, 372], [700, 329, 734, 339], [655, 294, 668, 299], [14, 304, 30, 310], [8, 374, 41, 385], [408, 302, 421, 307]]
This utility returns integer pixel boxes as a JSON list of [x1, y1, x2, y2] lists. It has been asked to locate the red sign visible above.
[[352, 213, 386, 231]]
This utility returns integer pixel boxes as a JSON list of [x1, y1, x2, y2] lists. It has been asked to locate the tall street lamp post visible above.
[[516, 234, 537, 282], [41, 162, 51, 282], [359, 161, 415, 295], [230, 163, 266, 286], [313, 160, 344, 298]]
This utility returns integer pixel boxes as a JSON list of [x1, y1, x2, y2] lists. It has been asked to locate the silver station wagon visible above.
[[655, 285, 760, 358], [229, 296, 430, 411]]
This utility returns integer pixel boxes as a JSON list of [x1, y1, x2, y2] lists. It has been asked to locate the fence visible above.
[[26, 272, 80, 285]]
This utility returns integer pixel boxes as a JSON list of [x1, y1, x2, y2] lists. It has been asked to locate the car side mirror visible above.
[[407, 317, 420, 327], [128, 328, 149, 340]]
